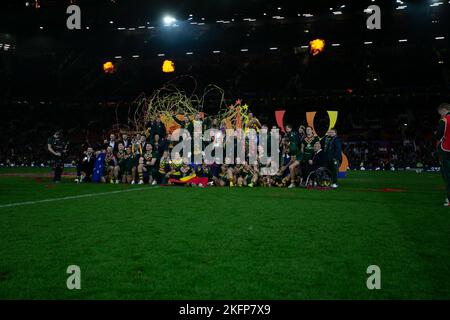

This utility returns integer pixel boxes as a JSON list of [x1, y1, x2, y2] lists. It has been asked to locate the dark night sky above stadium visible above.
[[0, 0, 448, 101]]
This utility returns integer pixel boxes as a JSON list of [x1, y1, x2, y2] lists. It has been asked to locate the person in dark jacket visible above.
[[103, 133, 119, 153], [47, 130, 68, 183], [120, 133, 132, 148], [149, 116, 167, 141], [322, 128, 342, 188], [310, 141, 328, 171], [75, 146, 95, 183]]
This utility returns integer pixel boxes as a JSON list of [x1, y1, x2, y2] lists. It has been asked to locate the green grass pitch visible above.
[[0, 168, 449, 299]]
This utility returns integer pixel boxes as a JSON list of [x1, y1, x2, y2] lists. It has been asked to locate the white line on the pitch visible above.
[[0, 186, 158, 209]]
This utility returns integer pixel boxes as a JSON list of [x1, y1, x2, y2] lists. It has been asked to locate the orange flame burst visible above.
[[162, 60, 175, 73], [103, 61, 115, 74], [309, 39, 325, 56]]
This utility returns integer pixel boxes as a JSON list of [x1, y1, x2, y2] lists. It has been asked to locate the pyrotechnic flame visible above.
[[162, 60, 175, 73], [310, 39, 325, 56], [103, 61, 115, 74]]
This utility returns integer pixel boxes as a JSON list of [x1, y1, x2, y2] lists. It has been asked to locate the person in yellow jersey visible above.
[[158, 150, 171, 184]]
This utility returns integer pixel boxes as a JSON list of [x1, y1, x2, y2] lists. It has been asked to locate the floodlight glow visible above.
[[163, 15, 176, 26]]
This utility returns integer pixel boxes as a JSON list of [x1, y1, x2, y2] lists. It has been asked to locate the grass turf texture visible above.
[[0, 170, 449, 299]]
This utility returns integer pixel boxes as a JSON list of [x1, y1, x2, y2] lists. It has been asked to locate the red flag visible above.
[[275, 110, 286, 133]]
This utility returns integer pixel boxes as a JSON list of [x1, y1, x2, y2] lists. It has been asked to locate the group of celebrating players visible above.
[[49, 114, 343, 188]]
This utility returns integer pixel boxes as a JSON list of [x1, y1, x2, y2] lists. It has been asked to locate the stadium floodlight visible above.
[[163, 15, 176, 26]]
